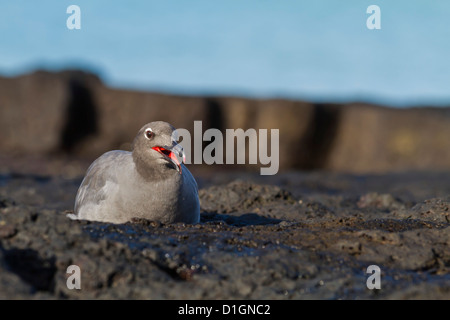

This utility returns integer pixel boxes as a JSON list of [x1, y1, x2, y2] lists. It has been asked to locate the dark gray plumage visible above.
[[69, 121, 200, 224]]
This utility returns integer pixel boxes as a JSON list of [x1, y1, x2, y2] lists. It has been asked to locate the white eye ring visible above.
[[144, 128, 154, 140]]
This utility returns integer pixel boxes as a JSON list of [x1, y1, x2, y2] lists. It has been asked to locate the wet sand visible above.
[[0, 158, 449, 299]]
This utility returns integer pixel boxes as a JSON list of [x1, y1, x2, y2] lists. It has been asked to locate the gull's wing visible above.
[[70, 150, 131, 221]]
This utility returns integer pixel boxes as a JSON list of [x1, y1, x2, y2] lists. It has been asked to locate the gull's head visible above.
[[133, 121, 185, 174]]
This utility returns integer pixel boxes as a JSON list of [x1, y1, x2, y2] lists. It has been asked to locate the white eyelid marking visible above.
[[144, 128, 153, 139]]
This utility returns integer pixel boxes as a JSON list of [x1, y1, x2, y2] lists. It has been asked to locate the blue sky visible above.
[[1, 1, 450, 106]]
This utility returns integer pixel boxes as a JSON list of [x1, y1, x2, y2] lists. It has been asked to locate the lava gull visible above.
[[68, 121, 200, 224]]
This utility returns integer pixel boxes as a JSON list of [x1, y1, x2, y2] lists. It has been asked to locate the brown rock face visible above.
[[0, 70, 100, 155], [1, 69, 449, 173], [328, 104, 450, 172]]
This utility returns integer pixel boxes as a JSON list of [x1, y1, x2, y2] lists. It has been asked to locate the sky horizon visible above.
[[1, 1, 450, 107]]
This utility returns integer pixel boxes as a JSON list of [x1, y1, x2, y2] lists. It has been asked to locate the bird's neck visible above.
[[132, 152, 173, 182]]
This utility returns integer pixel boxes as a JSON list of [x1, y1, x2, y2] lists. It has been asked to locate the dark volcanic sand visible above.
[[0, 158, 449, 299]]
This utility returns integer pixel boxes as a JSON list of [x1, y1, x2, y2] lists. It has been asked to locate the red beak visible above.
[[152, 146, 182, 174]]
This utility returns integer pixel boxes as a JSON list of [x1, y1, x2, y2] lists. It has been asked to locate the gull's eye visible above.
[[144, 128, 154, 140]]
